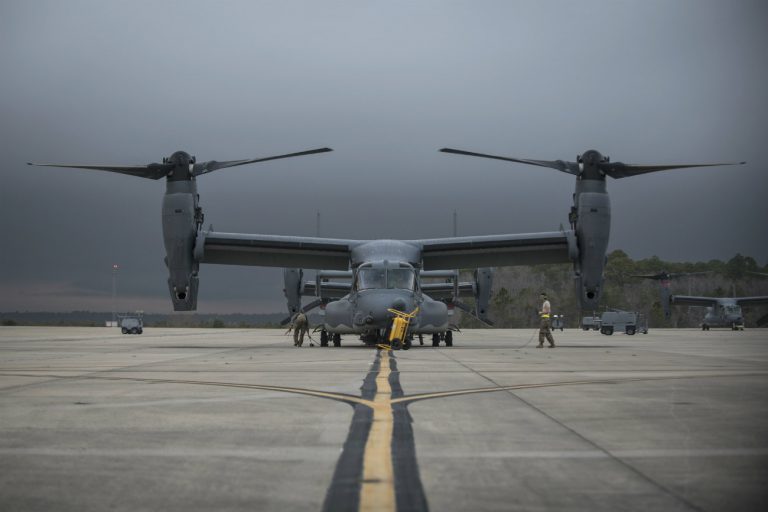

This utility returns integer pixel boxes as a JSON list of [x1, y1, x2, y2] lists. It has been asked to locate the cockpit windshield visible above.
[[357, 268, 386, 290], [387, 269, 415, 290], [356, 268, 416, 291], [724, 305, 741, 315]]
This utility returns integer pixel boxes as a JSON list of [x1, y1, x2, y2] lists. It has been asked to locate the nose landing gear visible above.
[[431, 330, 453, 347]]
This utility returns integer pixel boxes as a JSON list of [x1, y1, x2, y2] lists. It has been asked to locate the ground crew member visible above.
[[538, 292, 555, 348], [288, 312, 310, 347]]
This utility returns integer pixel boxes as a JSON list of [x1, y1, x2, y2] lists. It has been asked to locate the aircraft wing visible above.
[[670, 295, 719, 307], [302, 281, 352, 299], [420, 282, 474, 300], [735, 296, 768, 306], [415, 231, 573, 270], [200, 232, 353, 270]]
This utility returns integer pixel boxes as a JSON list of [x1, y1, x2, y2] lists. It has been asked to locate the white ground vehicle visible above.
[[118, 314, 143, 335], [599, 310, 648, 336]]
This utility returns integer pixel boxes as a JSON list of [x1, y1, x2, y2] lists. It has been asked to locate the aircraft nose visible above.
[[391, 298, 407, 311]]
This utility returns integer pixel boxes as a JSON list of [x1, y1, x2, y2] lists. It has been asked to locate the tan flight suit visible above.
[[538, 298, 555, 348], [291, 312, 309, 347]]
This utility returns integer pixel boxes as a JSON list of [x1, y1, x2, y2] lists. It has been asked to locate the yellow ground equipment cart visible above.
[[383, 307, 419, 350]]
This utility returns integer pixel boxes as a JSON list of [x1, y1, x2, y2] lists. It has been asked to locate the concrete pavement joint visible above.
[[435, 348, 707, 512]]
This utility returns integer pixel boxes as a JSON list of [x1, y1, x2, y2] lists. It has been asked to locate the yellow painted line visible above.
[[359, 350, 396, 512]]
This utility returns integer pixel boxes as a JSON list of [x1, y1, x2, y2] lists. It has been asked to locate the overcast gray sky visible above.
[[1, 0, 766, 313]]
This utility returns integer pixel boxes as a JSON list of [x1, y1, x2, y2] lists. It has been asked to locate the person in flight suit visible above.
[[288, 312, 310, 347], [538, 292, 555, 348]]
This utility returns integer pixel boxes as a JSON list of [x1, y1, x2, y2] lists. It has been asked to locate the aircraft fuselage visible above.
[[321, 258, 450, 341], [702, 302, 744, 330]]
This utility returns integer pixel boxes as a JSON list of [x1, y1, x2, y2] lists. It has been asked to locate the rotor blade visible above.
[[439, 148, 579, 175], [669, 271, 711, 278], [27, 162, 171, 180], [279, 298, 325, 326], [629, 273, 666, 280], [630, 271, 709, 280], [452, 299, 495, 326], [194, 147, 333, 175], [602, 161, 745, 179]]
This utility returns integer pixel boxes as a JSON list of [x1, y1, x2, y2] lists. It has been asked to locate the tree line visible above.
[[460, 252, 768, 329]]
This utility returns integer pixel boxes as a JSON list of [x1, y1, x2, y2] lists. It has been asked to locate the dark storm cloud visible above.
[[1, 0, 766, 312]]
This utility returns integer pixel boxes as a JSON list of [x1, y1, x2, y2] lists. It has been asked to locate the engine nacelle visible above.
[[573, 191, 610, 311], [162, 185, 200, 311], [474, 268, 493, 323], [283, 268, 304, 316]]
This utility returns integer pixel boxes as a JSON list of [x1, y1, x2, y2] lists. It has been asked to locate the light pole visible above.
[[112, 263, 119, 325]]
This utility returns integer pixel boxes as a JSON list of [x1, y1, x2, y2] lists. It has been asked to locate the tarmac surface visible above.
[[0, 326, 767, 512]]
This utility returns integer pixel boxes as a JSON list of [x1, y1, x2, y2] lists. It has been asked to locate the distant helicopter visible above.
[[669, 294, 768, 330], [630, 271, 709, 318]]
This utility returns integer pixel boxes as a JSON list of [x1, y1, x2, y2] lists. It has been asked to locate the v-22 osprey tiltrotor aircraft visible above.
[[29, 147, 744, 348], [669, 295, 768, 330], [282, 266, 494, 347]]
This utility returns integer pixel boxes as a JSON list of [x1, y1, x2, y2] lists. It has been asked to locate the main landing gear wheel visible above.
[[432, 333, 440, 347], [320, 330, 329, 347], [445, 331, 453, 347], [333, 333, 341, 347]]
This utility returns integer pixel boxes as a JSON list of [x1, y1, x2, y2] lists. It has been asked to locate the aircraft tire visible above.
[[626, 327, 636, 335], [333, 333, 341, 347], [445, 331, 453, 347], [320, 330, 329, 347], [121, 328, 128, 334], [130, 328, 138, 335], [432, 333, 440, 347], [137, 328, 143, 335]]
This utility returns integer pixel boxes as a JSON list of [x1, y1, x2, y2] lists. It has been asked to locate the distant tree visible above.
[[725, 253, 758, 279], [212, 319, 225, 328], [1, 319, 17, 326]]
